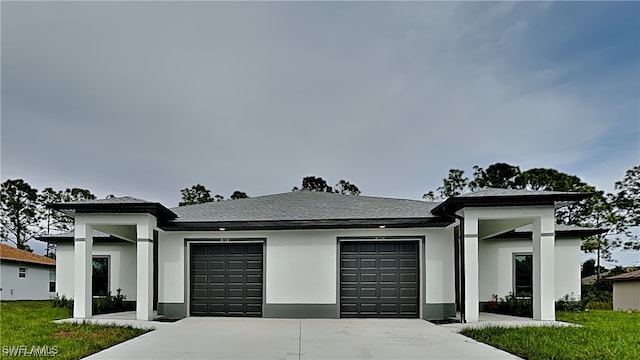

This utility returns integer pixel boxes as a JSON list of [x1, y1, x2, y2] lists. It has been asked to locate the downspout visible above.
[[442, 204, 466, 323]]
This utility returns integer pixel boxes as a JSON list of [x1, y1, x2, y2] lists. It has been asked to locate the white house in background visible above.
[[608, 269, 640, 311], [0, 243, 56, 300], [40, 189, 602, 322]]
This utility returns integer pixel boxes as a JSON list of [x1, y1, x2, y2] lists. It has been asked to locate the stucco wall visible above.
[[613, 281, 640, 310], [158, 227, 456, 312], [0, 262, 55, 300], [55, 242, 137, 300], [478, 237, 582, 302]]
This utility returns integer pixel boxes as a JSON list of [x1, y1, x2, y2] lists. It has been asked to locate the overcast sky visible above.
[[2, 2, 639, 264]]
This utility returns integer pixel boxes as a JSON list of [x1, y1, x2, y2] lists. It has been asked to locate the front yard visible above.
[[461, 310, 640, 360], [0, 301, 149, 359]]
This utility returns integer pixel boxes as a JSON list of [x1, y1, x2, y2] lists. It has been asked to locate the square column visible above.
[[463, 216, 479, 323], [74, 223, 93, 318], [136, 219, 155, 321], [532, 215, 555, 320]]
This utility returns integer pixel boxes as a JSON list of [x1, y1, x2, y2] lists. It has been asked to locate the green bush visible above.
[[486, 293, 533, 317], [555, 293, 585, 312], [52, 289, 127, 315], [581, 281, 612, 304], [93, 288, 126, 314], [585, 301, 612, 310], [51, 294, 74, 315]]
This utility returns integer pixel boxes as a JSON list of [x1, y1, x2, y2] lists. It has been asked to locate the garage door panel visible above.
[[341, 258, 358, 268], [400, 258, 417, 268], [380, 259, 398, 269], [210, 274, 226, 284], [400, 273, 417, 283], [340, 241, 418, 318], [190, 244, 263, 317], [341, 273, 357, 283], [360, 259, 377, 268]]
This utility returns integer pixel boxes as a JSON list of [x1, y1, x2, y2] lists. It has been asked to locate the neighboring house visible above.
[[608, 270, 640, 311], [40, 189, 601, 322], [0, 243, 56, 300]]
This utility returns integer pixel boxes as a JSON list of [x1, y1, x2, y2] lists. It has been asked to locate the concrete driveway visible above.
[[85, 318, 519, 360]]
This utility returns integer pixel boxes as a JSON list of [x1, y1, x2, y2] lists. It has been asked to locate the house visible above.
[[607, 269, 640, 311], [0, 243, 56, 300], [40, 188, 601, 322]]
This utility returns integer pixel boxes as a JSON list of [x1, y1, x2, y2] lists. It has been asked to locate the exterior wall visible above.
[[157, 227, 456, 319], [0, 262, 55, 300], [478, 237, 581, 302], [55, 242, 137, 300], [613, 281, 640, 310]]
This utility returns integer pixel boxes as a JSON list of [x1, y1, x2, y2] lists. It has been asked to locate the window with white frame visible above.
[[49, 270, 56, 292], [513, 253, 533, 298], [18, 267, 27, 278]]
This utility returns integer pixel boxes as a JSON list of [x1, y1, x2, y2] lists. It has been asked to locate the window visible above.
[[18, 267, 27, 278], [514, 253, 533, 298], [49, 270, 56, 293], [92, 256, 109, 296]]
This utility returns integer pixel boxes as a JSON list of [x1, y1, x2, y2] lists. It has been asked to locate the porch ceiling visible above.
[[478, 219, 533, 240], [92, 224, 137, 242]]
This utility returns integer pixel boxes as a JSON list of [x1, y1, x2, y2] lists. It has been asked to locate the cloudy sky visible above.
[[2, 2, 638, 264]]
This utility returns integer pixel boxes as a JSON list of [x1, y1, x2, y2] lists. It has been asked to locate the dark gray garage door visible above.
[[340, 241, 419, 318], [190, 243, 263, 317]]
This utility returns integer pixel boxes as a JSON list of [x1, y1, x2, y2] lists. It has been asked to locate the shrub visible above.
[[585, 301, 612, 310], [51, 293, 74, 315], [93, 288, 127, 315], [485, 292, 532, 317], [555, 293, 584, 312]]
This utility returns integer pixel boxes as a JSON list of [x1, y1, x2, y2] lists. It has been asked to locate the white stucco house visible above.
[[40, 188, 601, 322], [0, 243, 56, 300]]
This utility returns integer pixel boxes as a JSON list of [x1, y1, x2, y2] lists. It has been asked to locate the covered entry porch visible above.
[[431, 188, 590, 323], [49, 197, 177, 321]]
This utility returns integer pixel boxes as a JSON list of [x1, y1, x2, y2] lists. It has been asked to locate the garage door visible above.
[[340, 241, 419, 318], [190, 243, 263, 317]]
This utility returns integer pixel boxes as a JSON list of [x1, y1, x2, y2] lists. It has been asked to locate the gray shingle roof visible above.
[[170, 191, 440, 222], [59, 196, 152, 205], [458, 188, 582, 197]]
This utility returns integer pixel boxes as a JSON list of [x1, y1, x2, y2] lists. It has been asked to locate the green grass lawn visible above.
[[0, 301, 149, 360], [461, 310, 640, 360]]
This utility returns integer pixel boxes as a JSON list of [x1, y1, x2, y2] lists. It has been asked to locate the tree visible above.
[[293, 176, 334, 193], [470, 163, 521, 190], [0, 179, 40, 251], [581, 259, 607, 278], [423, 169, 469, 200], [230, 191, 249, 200], [39, 187, 96, 257], [179, 184, 213, 206], [335, 180, 361, 196], [613, 165, 640, 251]]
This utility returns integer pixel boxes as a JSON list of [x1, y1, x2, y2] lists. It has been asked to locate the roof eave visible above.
[[431, 192, 592, 216], [160, 217, 454, 231], [48, 202, 178, 221]]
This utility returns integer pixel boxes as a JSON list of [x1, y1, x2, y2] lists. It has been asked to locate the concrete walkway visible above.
[[54, 311, 170, 330], [84, 318, 520, 359]]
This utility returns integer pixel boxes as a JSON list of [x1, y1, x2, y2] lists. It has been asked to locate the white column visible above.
[[532, 214, 556, 321], [463, 215, 479, 323], [73, 223, 93, 318], [136, 217, 156, 321]]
